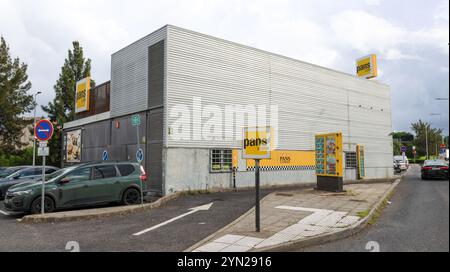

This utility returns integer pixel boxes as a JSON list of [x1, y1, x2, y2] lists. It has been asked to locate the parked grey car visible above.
[[0, 166, 59, 200]]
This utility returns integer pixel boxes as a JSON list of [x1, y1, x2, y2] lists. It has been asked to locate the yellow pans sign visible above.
[[75, 77, 91, 113], [243, 127, 272, 159], [356, 54, 377, 79]]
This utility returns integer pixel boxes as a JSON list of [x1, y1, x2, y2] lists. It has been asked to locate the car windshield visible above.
[[424, 160, 447, 166], [44, 167, 77, 181], [3, 167, 26, 179]]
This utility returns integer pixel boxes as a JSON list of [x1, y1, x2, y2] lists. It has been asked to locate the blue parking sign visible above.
[[102, 150, 109, 161], [136, 148, 144, 163]]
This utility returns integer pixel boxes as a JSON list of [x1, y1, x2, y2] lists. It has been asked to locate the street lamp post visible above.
[[32, 91, 42, 166]]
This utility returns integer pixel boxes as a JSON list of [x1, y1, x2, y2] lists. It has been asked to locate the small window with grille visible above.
[[210, 149, 233, 172], [345, 152, 358, 169]]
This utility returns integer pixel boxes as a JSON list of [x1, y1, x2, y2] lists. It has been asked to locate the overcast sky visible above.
[[1, 0, 448, 134]]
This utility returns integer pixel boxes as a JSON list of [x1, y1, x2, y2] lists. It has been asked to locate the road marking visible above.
[[0, 210, 10, 216], [133, 202, 214, 236]]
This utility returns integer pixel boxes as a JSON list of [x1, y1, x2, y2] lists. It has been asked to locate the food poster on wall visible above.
[[315, 133, 343, 177], [66, 129, 82, 162], [326, 135, 337, 175]]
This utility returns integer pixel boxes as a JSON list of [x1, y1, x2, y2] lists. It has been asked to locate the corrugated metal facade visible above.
[[165, 25, 393, 171], [110, 26, 167, 118]]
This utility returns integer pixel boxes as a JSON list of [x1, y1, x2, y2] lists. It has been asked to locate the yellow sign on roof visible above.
[[75, 77, 91, 113], [356, 54, 377, 79]]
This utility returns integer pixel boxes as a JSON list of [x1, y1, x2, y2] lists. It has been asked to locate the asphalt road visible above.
[[296, 166, 449, 252], [0, 187, 284, 252]]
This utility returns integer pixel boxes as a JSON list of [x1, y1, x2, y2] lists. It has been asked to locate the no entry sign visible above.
[[34, 120, 54, 142]]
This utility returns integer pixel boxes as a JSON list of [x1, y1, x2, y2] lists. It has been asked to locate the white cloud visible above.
[[0, 0, 448, 134], [365, 0, 381, 6]]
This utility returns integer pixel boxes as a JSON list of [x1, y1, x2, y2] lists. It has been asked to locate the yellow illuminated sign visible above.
[[242, 127, 272, 159], [356, 54, 377, 79], [315, 132, 343, 177], [75, 77, 91, 113]]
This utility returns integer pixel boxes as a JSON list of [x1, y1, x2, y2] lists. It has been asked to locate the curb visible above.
[[185, 178, 402, 252], [19, 192, 182, 224], [251, 178, 402, 252]]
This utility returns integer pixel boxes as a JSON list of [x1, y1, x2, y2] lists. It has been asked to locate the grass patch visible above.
[[368, 190, 394, 225], [357, 209, 370, 218]]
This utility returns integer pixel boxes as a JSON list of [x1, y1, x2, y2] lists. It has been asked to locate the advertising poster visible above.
[[66, 129, 82, 162], [326, 135, 337, 175], [315, 133, 343, 177]]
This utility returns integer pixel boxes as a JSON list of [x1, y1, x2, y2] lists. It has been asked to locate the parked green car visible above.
[[3, 161, 148, 214]]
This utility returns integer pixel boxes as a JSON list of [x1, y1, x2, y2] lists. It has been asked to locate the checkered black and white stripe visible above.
[[245, 165, 316, 171]]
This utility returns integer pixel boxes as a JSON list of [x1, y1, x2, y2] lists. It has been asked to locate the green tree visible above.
[[390, 131, 414, 157], [0, 36, 34, 154], [42, 41, 94, 166], [411, 120, 443, 158]]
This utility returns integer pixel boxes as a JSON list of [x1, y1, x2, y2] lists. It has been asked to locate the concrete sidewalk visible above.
[[188, 180, 399, 252]]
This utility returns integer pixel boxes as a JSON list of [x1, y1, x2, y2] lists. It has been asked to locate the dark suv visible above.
[[0, 166, 59, 200], [4, 161, 148, 214]]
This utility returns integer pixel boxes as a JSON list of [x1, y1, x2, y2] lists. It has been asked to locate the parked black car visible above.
[[0, 166, 29, 179], [421, 160, 449, 180], [0, 166, 59, 200]]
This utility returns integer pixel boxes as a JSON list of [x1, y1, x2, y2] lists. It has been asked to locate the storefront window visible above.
[[210, 150, 233, 172], [345, 152, 357, 169]]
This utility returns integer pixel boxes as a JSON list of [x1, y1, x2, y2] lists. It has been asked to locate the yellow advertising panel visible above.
[[315, 132, 343, 177], [242, 127, 272, 159], [356, 54, 377, 79], [246, 150, 315, 169], [357, 145, 366, 179], [75, 77, 91, 113]]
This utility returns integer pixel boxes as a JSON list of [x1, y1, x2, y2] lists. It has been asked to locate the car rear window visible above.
[[93, 165, 117, 179], [117, 164, 136, 177]]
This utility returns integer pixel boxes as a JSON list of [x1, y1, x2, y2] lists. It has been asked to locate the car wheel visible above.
[[122, 188, 141, 205], [30, 196, 55, 214]]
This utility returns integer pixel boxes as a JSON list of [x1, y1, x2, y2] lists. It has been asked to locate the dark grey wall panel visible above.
[[146, 142, 163, 194], [109, 145, 127, 161], [81, 147, 104, 162], [111, 113, 147, 145], [148, 40, 165, 108], [82, 120, 111, 148], [147, 108, 164, 142]]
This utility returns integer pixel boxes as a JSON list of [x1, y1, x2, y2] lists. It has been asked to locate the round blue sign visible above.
[[401, 146, 407, 152], [34, 120, 54, 141], [102, 150, 109, 161], [136, 148, 144, 163]]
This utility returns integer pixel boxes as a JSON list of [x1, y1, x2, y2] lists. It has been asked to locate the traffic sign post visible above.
[[34, 120, 54, 215], [401, 146, 407, 166], [102, 150, 109, 161], [132, 114, 144, 205], [243, 127, 272, 232]]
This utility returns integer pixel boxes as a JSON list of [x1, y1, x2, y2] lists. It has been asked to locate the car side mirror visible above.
[[59, 177, 70, 185], [13, 175, 20, 180]]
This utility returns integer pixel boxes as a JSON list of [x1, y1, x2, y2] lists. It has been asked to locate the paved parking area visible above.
[[0, 188, 285, 252]]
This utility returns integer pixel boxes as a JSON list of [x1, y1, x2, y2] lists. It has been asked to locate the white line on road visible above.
[[0, 210, 9, 216], [133, 202, 214, 236]]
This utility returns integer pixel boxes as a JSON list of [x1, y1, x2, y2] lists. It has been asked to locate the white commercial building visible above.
[[63, 25, 394, 196]]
